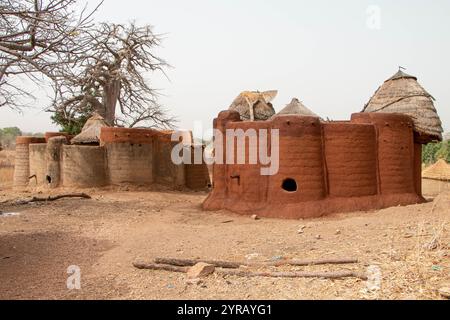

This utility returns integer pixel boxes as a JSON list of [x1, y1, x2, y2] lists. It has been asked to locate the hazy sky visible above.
[[1, 0, 449, 135]]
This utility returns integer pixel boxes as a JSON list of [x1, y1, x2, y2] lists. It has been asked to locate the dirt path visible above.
[[0, 188, 449, 300]]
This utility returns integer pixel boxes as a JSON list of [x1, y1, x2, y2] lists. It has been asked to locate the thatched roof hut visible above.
[[363, 69, 443, 143], [423, 159, 450, 181], [274, 98, 320, 118], [71, 113, 109, 145], [229, 90, 277, 121]]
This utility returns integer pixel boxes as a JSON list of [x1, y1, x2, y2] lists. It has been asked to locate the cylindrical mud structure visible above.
[[352, 113, 415, 195], [101, 128, 156, 185], [153, 134, 185, 187], [13, 137, 46, 188], [267, 116, 326, 203], [46, 136, 67, 188], [62, 145, 107, 187], [203, 111, 242, 210], [185, 145, 211, 190], [223, 120, 271, 205], [323, 123, 378, 197], [29, 144, 47, 187]]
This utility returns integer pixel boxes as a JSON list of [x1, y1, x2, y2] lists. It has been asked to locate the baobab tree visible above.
[[51, 22, 176, 129], [0, 0, 101, 109]]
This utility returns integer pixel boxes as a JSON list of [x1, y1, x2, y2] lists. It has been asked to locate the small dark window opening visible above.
[[282, 178, 297, 192], [46, 175, 52, 184]]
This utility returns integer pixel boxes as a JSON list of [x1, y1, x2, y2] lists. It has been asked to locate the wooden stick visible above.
[[219, 269, 368, 280], [133, 262, 367, 280], [133, 262, 188, 273], [259, 258, 359, 267], [154, 257, 359, 269], [2, 193, 91, 206], [154, 258, 241, 269]]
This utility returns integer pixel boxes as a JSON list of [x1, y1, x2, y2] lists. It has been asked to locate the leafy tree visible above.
[[51, 105, 94, 135], [0, 127, 22, 148], [423, 141, 450, 164]]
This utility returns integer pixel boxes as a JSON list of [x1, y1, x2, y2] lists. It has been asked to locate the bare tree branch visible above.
[[0, 0, 103, 109], [50, 22, 176, 129]]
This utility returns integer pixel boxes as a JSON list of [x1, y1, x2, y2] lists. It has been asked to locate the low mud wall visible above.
[[101, 128, 155, 185], [62, 145, 107, 188]]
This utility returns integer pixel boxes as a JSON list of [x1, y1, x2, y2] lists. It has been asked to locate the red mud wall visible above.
[[225, 121, 271, 208], [323, 123, 377, 197], [267, 116, 325, 204], [352, 113, 416, 195], [204, 111, 423, 219]]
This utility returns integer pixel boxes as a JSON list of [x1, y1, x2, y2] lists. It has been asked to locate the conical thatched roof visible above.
[[423, 159, 450, 181], [71, 113, 109, 145], [275, 98, 319, 118], [363, 69, 443, 143], [229, 90, 277, 121]]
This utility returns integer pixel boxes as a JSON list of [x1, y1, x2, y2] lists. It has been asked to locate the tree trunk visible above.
[[101, 79, 121, 125]]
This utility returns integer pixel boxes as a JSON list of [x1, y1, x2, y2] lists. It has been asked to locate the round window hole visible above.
[[282, 178, 297, 192]]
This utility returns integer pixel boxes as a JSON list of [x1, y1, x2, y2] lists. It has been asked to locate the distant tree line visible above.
[[0, 127, 43, 149], [423, 139, 450, 164]]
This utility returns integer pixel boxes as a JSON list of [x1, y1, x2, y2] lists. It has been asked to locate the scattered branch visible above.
[[154, 257, 359, 269], [1, 193, 91, 206], [133, 262, 367, 280]]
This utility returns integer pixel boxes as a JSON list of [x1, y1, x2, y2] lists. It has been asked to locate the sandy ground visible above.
[[0, 184, 449, 300]]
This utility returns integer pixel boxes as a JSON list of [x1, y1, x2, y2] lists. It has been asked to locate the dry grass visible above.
[[0, 150, 15, 187]]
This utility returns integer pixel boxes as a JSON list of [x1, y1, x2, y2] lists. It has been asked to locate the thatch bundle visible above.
[[71, 113, 110, 145], [423, 159, 450, 181], [229, 90, 277, 121], [363, 70, 443, 143], [274, 98, 320, 118]]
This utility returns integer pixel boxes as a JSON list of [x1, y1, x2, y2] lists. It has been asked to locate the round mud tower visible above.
[[13, 137, 46, 188], [46, 136, 67, 188], [268, 116, 326, 203], [62, 145, 107, 188], [352, 113, 416, 194], [29, 143, 47, 187], [323, 123, 378, 197]]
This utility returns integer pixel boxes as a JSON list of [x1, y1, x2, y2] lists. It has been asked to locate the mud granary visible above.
[[13, 128, 210, 191], [203, 70, 443, 219]]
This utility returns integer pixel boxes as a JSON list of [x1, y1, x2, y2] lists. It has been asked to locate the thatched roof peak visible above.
[[71, 113, 110, 145], [422, 159, 450, 181], [274, 98, 320, 118], [386, 69, 417, 82], [228, 90, 277, 121], [364, 69, 443, 143]]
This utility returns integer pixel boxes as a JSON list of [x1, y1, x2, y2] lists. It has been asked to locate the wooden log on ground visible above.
[[219, 269, 368, 280], [133, 262, 188, 273], [1, 193, 91, 206], [154, 258, 241, 269], [154, 257, 359, 269], [133, 262, 367, 280]]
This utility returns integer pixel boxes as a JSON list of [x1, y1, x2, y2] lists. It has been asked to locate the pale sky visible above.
[[1, 0, 449, 135]]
